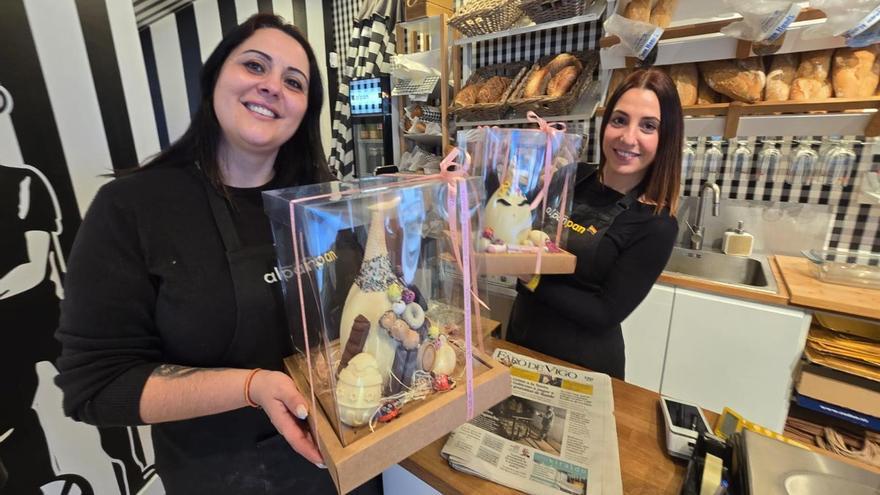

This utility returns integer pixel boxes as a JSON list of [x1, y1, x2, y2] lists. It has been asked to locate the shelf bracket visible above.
[[724, 101, 745, 138]]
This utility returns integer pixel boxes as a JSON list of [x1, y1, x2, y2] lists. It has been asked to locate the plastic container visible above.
[[802, 249, 880, 290]]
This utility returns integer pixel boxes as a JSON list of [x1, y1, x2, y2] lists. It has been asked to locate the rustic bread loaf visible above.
[[523, 67, 551, 98], [789, 78, 833, 100], [544, 53, 581, 76], [454, 82, 483, 106], [832, 46, 880, 98], [765, 52, 799, 101], [649, 0, 677, 28], [669, 63, 698, 105], [699, 58, 765, 103], [696, 77, 720, 104], [623, 0, 652, 23], [547, 65, 580, 97], [476, 76, 512, 103]]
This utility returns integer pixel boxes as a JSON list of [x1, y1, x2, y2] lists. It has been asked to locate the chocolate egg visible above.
[[335, 353, 383, 427]]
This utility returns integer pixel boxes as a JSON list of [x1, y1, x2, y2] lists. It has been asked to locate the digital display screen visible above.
[[667, 400, 707, 433], [350, 77, 384, 115]]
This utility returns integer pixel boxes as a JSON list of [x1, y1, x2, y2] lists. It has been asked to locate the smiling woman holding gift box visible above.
[[54, 14, 377, 495], [507, 69, 682, 379]]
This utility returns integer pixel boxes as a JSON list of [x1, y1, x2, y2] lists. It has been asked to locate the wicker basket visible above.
[[521, 0, 594, 24], [508, 51, 599, 118], [449, 0, 525, 37], [451, 62, 530, 122]]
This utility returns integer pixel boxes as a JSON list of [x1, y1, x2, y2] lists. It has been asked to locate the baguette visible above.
[[764, 53, 798, 101], [523, 67, 551, 98], [547, 65, 580, 97], [544, 53, 581, 76]]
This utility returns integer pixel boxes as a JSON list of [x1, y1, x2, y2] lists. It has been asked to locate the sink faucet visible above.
[[689, 182, 721, 250]]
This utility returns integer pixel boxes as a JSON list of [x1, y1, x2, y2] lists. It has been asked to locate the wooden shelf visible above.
[[599, 8, 846, 70], [453, 0, 606, 46], [597, 97, 880, 138], [455, 80, 602, 127], [402, 133, 444, 146]]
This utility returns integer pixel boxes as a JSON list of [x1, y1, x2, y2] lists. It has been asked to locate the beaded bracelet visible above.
[[244, 368, 262, 409]]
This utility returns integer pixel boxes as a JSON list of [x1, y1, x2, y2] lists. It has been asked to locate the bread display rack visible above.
[[450, 0, 607, 127], [599, 0, 880, 138], [394, 15, 453, 159]]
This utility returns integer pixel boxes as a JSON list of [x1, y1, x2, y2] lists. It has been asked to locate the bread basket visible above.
[[508, 51, 599, 118], [449, 0, 525, 37], [520, 0, 595, 24], [450, 62, 530, 122]]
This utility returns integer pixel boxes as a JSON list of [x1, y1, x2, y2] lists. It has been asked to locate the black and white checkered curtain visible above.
[[328, 0, 397, 179]]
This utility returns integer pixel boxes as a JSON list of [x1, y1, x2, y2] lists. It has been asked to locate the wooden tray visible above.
[[284, 345, 511, 494], [476, 249, 577, 275]]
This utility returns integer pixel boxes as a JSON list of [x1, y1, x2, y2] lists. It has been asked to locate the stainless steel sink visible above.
[[664, 247, 778, 293]]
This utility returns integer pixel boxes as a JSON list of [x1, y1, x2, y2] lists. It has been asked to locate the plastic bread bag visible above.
[[604, 13, 664, 62], [719, 0, 802, 42], [802, 0, 880, 43]]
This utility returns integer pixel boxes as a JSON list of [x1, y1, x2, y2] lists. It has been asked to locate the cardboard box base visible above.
[[284, 348, 511, 494], [476, 250, 577, 275]]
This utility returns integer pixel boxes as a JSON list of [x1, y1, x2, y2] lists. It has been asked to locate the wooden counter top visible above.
[[657, 255, 790, 306], [775, 255, 880, 320], [401, 339, 719, 494]]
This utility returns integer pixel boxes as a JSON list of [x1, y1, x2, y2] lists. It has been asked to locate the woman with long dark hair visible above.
[[508, 68, 683, 378], [55, 14, 378, 494]]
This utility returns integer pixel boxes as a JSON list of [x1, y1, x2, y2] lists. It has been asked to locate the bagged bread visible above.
[[765, 52, 799, 101], [523, 67, 551, 98], [547, 66, 580, 97], [669, 63, 698, 105], [649, 0, 677, 28], [477, 76, 511, 104], [832, 46, 880, 98], [623, 0, 652, 23], [454, 83, 483, 106], [699, 58, 765, 103], [790, 49, 834, 101], [544, 53, 582, 76]]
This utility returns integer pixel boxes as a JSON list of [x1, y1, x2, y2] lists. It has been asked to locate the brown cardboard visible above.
[[405, 0, 454, 21], [284, 348, 511, 494], [796, 363, 880, 417], [476, 250, 577, 275]]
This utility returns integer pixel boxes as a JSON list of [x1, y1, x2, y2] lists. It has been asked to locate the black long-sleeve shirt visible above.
[[508, 171, 678, 377]]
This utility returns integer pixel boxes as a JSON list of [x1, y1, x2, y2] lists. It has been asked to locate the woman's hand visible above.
[[249, 370, 325, 466]]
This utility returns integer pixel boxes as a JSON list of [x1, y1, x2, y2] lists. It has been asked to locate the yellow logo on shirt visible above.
[[586, 225, 598, 235]]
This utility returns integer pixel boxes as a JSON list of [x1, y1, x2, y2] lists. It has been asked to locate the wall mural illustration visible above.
[[0, 80, 163, 495]]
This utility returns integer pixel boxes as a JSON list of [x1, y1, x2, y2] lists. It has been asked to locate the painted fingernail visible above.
[[316, 463, 327, 469], [295, 404, 308, 420]]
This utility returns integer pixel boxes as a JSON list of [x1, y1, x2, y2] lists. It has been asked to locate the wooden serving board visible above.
[[775, 255, 880, 320]]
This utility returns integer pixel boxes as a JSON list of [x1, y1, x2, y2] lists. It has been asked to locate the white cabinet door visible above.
[[660, 288, 810, 432], [621, 284, 675, 392]]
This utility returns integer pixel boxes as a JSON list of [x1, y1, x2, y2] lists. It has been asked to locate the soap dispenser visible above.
[[723, 221, 754, 256]]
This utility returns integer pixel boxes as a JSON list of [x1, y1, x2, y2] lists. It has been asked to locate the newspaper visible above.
[[441, 349, 622, 495]]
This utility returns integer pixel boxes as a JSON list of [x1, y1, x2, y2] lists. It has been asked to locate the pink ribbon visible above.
[[524, 111, 568, 274]]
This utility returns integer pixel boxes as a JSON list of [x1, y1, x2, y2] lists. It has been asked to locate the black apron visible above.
[[151, 172, 343, 495], [507, 165, 639, 378], [565, 165, 640, 285]]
